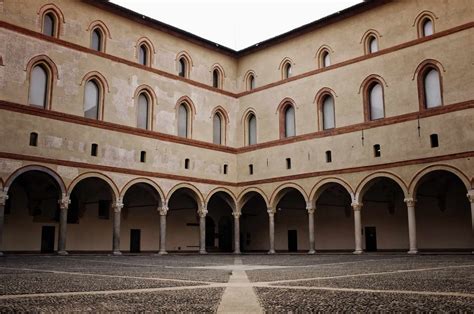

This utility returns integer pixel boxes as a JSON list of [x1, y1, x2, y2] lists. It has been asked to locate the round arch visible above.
[[409, 165, 470, 196], [309, 177, 354, 205], [355, 172, 409, 203], [270, 183, 309, 209], [4, 165, 66, 195], [120, 177, 165, 202], [206, 187, 237, 209], [237, 187, 269, 208], [67, 172, 119, 201], [166, 183, 205, 209]]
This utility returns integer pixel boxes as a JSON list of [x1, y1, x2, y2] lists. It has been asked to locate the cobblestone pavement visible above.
[[0, 254, 472, 312]]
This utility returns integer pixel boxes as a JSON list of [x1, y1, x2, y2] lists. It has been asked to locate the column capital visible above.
[[113, 198, 124, 213], [232, 211, 241, 218], [467, 190, 474, 203], [267, 207, 276, 216], [306, 202, 315, 214], [404, 197, 417, 207], [351, 202, 363, 211], [158, 205, 168, 216], [198, 209, 208, 218], [58, 194, 71, 210], [0, 190, 9, 206]]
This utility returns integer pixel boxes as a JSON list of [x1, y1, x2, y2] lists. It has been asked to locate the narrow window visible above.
[[184, 158, 190, 169], [212, 69, 220, 88], [138, 44, 147, 66], [430, 134, 439, 148], [248, 113, 257, 145], [422, 18, 434, 37], [286, 158, 291, 169], [423, 68, 442, 108], [137, 93, 149, 129], [29, 64, 49, 108], [284, 63, 292, 79], [322, 51, 331, 68], [29, 132, 38, 147], [322, 95, 335, 130], [248, 75, 255, 91], [249, 164, 253, 175], [373, 144, 381, 157], [43, 12, 56, 37], [369, 83, 384, 120], [368, 36, 378, 53], [178, 103, 188, 138], [284, 105, 296, 137], [91, 143, 98, 156], [140, 151, 146, 163], [325, 150, 332, 163], [223, 164, 228, 174], [213, 113, 222, 145], [91, 28, 102, 51], [84, 80, 100, 119], [178, 58, 187, 77]]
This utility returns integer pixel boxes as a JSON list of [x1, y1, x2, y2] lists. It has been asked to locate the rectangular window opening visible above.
[[286, 158, 292, 169], [29, 132, 38, 147], [373, 144, 381, 157], [140, 151, 146, 163], [430, 134, 439, 148], [184, 158, 190, 169], [223, 164, 228, 175], [325, 150, 332, 163], [91, 143, 98, 157], [249, 164, 254, 175]]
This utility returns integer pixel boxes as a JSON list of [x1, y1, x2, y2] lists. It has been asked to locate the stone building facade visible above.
[[0, 0, 472, 255]]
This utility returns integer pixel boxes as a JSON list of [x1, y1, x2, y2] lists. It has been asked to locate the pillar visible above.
[[352, 202, 363, 254], [233, 211, 241, 254], [267, 207, 276, 254], [198, 207, 208, 254], [307, 203, 316, 254], [112, 198, 123, 255], [57, 194, 71, 255], [0, 190, 8, 256], [158, 204, 168, 255], [468, 190, 474, 254], [404, 197, 418, 254]]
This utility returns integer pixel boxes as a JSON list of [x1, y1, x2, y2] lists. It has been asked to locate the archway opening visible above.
[[4, 170, 62, 253], [68, 177, 115, 252], [314, 183, 353, 251], [167, 187, 200, 252], [122, 183, 161, 253], [414, 170, 470, 250], [274, 188, 307, 252], [207, 191, 234, 252], [240, 192, 268, 252]]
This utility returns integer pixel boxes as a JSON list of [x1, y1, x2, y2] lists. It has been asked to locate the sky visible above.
[[110, 0, 362, 50]]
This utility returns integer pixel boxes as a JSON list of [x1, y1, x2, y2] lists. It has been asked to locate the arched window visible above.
[[247, 113, 257, 145], [43, 12, 57, 37], [91, 27, 103, 52], [284, 105, 295, 137], [248, 75, 255, 90], [178, 103, 189, 137], [29, 64, 50, 108], [212, 69, 220, 88], [213, 113, 222, 144], [423, 68, 442, 109], [84, 80, 100, 119], [283, 62, 292, 79], [320, 50, 331, 68], [137, 93, 149, 129], [178, 58, 187, 78], [138, 44, 148, 66], [368, 35, 378, 53], [322, 95, 335, 130], [422, 18, 434, 37], [368, 83, 384, 120]]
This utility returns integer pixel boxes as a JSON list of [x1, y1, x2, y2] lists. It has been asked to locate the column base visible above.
[[57, 250, 68, 256], [199, 250, 207, 254], [308, 249, 316, 255], [268, 250, 275, 255], [353, 250, 363, 254], [158, 250, 168, 255], [407, 249, 418, 254], [233, 250, 241, 255], [112, 250, 122, 256]]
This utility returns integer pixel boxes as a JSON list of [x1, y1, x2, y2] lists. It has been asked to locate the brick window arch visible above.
[[26, 55, 58, 110], [361, 75, 387, 121], [277, 98, 297, 138], [415, 60, 444, 110]]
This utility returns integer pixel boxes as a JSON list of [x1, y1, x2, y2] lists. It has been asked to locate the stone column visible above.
[[198, 207, 208, 254], [158, 204, 168, 255], [468, 190, 474, 254], [404, 197, 418, 254], [0, 190, 8, 256], [267, 207, 276, 254], [57, 194, 71, 255], [112, 198, 123, 255], [307, 203, 316, 254], [352, 202, 363, 254], [233, 211, 241, 254]]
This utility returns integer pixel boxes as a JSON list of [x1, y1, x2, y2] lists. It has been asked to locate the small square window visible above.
[[430, 134, 439, 148], [91, 143, 98, 157], [286, 158, 291, 169], [184, 158, 190, 169], [249, 164, 254, 175], [140, 151, 146, 163], [29, 132, 38, 147], [373, 144, 381, 157], [223, 164, 228, 175], [325, 151, 332, 163]]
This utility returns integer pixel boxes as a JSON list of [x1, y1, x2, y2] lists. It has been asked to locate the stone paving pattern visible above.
[[0, 254, 472, 312]]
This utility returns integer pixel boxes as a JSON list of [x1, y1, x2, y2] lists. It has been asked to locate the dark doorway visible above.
[[130, 229, 141, 253], [365, 226, 377, 251], [41, 226, 55, 253], [218, 216, 233, 252], [288, 230, 297, 252], [206, 217, 215, 248]]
